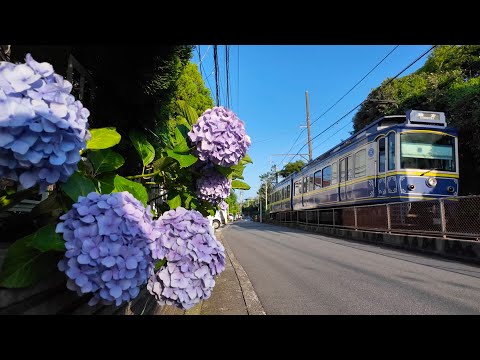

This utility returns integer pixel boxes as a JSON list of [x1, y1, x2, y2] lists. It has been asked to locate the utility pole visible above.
[[259, 196, 262, 223], [265, 182, 268, 212], [239, 190, 243, 215], [305, 91, 312, 162]]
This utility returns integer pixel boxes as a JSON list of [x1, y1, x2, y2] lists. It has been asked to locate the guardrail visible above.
[[272, 195, 480, 240]]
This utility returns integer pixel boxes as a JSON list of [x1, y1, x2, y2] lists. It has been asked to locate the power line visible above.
[[287, 45, 437, 165], [213, 45, 220, 106], [277, 45, 399, 170], [237, 45, 240, 115], [225, 45, 231, 108], [199, 45, 211, 65], [310, 45, 400, 128], [278, 130, 306, 167], [196, 46, 215, 101]]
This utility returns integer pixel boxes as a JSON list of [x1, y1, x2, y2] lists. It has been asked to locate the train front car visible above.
[[383, 110, 458, 202]]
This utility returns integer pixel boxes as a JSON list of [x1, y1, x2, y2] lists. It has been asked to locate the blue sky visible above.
[[192, 45, 432, 199]]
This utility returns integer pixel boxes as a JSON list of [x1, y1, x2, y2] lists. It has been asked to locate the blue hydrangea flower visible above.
[[196, 169, 231, 205], [0, 54, 90, 192], [147, 207, 226, 310], [56, 192, 156, 307], [188, 106, 251, 167]]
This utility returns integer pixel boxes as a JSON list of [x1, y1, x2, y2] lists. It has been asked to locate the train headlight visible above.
[[408, 184, 415, 191], [426, 177, 437, 187], [447, 186, 455, 193]]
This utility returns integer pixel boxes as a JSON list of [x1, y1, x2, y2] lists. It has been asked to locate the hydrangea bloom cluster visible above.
[[219, 201, 228, 211], [188, 106, 251, 167], [56, 192, 156, 306], [147, 207, 226, 310], [196, 169, 231, 205], [0, 54, 91, 191]]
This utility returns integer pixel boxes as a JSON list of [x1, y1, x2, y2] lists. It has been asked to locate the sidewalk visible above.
[[158, 225, 266, 315]]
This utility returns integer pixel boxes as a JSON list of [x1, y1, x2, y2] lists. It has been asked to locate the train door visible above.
[[302, 176, 308, 207], [377, 136, 387, 197], [339, 157, 347, 201], [346, 154, 354, 200]]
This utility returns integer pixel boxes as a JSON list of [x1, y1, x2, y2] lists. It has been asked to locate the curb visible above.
[[217, 230, 266, 315]]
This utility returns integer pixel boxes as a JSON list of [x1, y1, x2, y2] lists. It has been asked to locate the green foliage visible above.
[[152, 157, 175, 172], [257, 166, 277, 200], [88, 149, 125, 175], [176, 100, 200, 126], [113, 175, 149, 206], [0, 233, 60, 288], [129, 130, 155, 167], [231, 180, 251, 190], [61, 172, 97, 202], [172, 127, 191, 153], [278, 160, 305, 178], [241, 154, 253, 164], [97, 172, 117, 194], [29, 224, 66, 252], [167, 192, 182, 209], [174, 63, 215, 117], [155, 259, 167, 271], [226, 190, 240, 214], [166, 150, 198, 168], [87, 127, 121, 150], [153, 59, 213, 150]]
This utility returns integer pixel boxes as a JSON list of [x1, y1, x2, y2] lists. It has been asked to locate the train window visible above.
[[314, 170, 322, 189], [322, 166, 332, 187], [388, 133, 396, 171], [282, 188, 285, 200], [309, 175, 314, 192], [331, 162, 338, 184], [287, 185, 291, 198], [347, 155, 354, 180], [340, 159, 346, 182], [378, 137, 386, 172], [294, 180, 302, 195], [400, 132, 456, 172], [303, 177, 308, 193], [355, 150, 366, 178]]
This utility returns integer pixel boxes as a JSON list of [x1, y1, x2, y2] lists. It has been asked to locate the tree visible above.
[[278, 160, 305, 178], [257, 166, 277, 204], [226, 190, 240, 214], [155, 61, 215, 146], [351, 45, 480, 195]]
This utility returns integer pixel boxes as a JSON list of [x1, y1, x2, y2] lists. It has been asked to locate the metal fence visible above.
[[272, 195, 480, 240]]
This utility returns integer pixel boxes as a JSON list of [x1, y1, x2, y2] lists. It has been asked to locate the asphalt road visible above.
[[224, 221, 480, 314]]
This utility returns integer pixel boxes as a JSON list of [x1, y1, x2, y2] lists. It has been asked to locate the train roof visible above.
[[273, 110, 447, 187]]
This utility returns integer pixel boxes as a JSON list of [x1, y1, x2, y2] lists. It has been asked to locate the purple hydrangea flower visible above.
[[219, 201, 228, 211], [147, 207, 226, 310], [0, 54, 91, 192], [56, 192, 157, 307], [196, 169, 231, 205], [188, 106, 251, 167]]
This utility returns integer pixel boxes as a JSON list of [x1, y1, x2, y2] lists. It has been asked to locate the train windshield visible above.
[[400, 132, 456, 172]]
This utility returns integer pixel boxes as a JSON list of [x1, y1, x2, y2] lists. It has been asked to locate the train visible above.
[[269, 110, 459, 214]]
